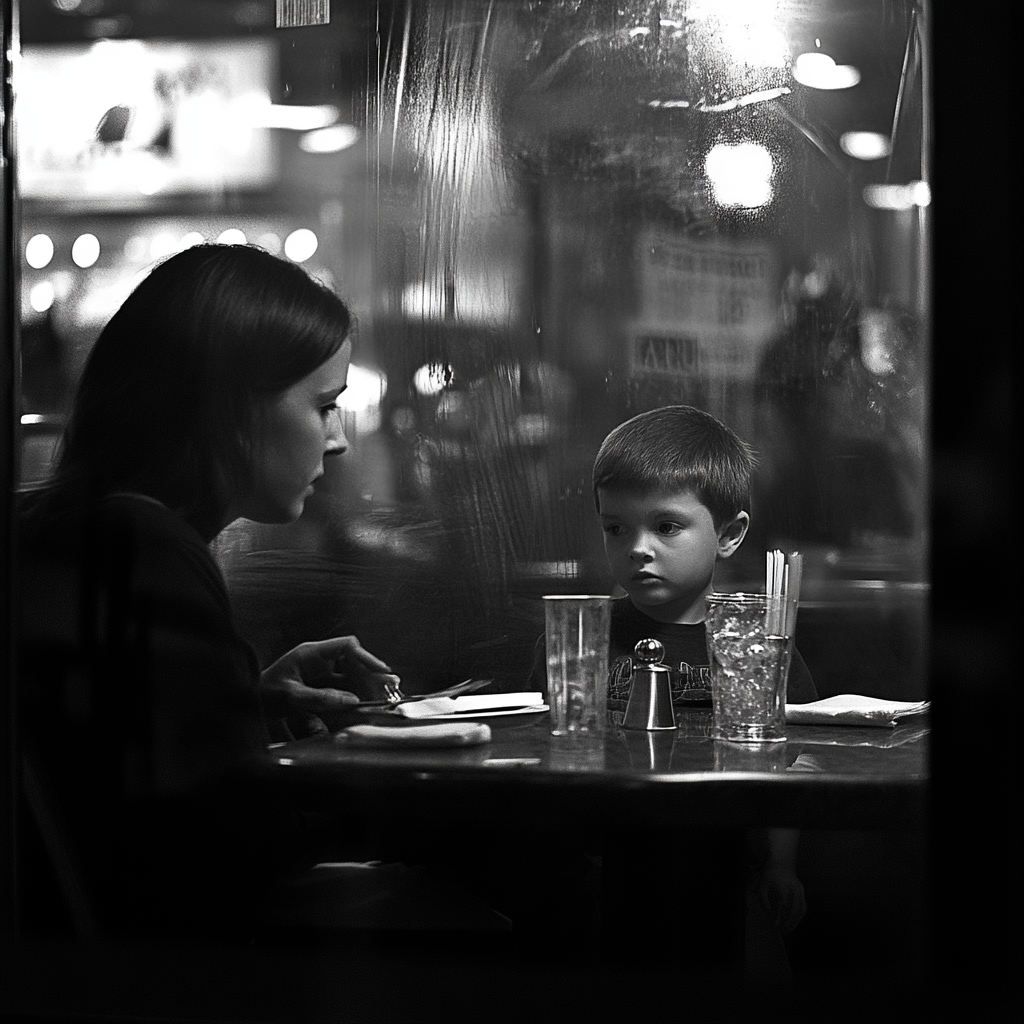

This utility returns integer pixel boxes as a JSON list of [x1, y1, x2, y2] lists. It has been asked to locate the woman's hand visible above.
[[259, 636, 400, 738]]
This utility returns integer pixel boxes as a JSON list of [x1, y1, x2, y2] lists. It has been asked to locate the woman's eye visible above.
[[320, 402, 339, 417]]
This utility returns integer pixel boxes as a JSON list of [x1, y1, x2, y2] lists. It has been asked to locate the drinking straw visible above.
[[766, 548, 786, 635], [784, 551, 803, 638]]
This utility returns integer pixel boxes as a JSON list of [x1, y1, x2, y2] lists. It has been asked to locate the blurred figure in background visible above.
[[752, 258, 924, 552]]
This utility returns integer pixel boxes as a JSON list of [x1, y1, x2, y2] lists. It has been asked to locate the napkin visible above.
[[785, 694, 930, 728], [393, 692, 546, 719], [339, 722, 492, 748]]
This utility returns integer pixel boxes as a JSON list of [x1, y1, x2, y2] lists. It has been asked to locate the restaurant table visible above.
[[259, 708, 929, 979], [264, 709, 929, 831]]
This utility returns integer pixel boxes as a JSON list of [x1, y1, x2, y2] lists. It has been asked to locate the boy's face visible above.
[[597, 486, 748, 624]]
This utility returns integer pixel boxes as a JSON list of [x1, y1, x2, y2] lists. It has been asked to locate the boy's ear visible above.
[[717, 511, 749, 559]]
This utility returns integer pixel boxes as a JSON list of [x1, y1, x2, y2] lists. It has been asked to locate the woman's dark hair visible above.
[[50, 243, 351, 536], [592, 405, 757, 528]]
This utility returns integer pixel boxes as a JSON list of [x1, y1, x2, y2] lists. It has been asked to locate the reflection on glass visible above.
[[16, 1, 930, 702]]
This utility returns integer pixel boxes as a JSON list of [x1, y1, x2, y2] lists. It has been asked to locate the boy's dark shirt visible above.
[[607, 596, 818, 718]]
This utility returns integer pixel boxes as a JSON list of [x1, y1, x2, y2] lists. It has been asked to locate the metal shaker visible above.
[[621, 639, 677, 730]]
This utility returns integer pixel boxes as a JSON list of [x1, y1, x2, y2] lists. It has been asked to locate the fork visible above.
[[359, 677, 494, 709]]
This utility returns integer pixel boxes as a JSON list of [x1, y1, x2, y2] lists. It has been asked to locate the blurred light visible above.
[[859, 309, 897, 376], [217, 228, 247, 245], [793, 52, 861, 90], [401, 279, 510, 325], [723, 25, 789, 69], [25, 234, 54, 270], [256, 232, 282, 255], [246, 101, 339, 130], [647, 99, 691, 109], [149, 232, 179, 260], [840, 131, 891, 160], [299, 124, 361, 154], [51, 0, 83, 11], [179, 231, 205, 250], [338, 364, 387, 435], [124, 235, 149, 262], [514, 413, 551, 445], [136, 163, 173, 196], [689, 1, 789, 68], [697, 86, 790, 113], [803, 270, 829, 299], [413, 364, 449, 397], [284, 228, 318, 262], [71, 233, 100, 268], [73, 269, 140, 326], [30, 280, 55, 313], [863, 181, 931, 210], [705, 142, 773, 208]]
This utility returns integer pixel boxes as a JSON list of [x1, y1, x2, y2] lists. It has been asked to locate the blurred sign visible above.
[[18, 38, 278, 204], [633, 228, 778, 381], [276, 0, 330, 28]]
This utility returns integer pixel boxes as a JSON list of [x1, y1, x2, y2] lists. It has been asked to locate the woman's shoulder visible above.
[[19, 485, 228, 611]]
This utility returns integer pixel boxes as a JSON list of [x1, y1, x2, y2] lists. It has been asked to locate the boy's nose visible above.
[[629, 545, 654, 563]]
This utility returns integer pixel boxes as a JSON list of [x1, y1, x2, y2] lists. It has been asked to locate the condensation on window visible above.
[[16, 1, 930, 696]]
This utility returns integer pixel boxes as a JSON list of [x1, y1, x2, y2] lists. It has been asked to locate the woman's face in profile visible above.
[[236, 339, 352, 524]]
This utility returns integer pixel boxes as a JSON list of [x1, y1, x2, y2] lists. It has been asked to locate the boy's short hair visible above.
[[592, 405, 757, 527]]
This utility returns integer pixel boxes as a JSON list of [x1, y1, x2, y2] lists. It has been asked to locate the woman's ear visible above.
[[717, 510, 750, 559]]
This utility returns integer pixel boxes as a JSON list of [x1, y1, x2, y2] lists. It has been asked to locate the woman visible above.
[[16, 244, 403, 940]]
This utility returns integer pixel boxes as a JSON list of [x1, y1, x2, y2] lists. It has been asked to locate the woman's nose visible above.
[[325, 410, 348, 456]]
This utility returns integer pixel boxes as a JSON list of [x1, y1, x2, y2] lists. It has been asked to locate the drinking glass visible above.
[[543, 595, 611, 736], [705, 593, 791, 743]]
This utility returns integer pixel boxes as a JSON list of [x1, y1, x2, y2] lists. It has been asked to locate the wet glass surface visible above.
[[15, 1, 930, 699]]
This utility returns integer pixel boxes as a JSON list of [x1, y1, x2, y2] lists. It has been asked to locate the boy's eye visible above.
[[603, 523, 623, 536], [657, 522, 683, 535]]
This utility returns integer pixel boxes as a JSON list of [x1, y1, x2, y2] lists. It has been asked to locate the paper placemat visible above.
[[785, 694, 930, 728]]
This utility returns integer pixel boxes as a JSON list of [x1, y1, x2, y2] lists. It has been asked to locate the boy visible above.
[[592, 404, 816, 958], [594, 404, 817, 716]]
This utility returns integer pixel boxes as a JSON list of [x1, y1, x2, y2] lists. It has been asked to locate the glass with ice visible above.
[[705, 593, 791, 743], [543, 595, 611, 736]]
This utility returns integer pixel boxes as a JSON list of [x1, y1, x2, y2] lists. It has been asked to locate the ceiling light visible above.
[[840, 131, 891, 160], [793, 52, 861, 90]]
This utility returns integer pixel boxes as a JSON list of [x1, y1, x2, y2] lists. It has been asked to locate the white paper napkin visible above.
[[394, 692, 545, 719], [785, 694, 930, 728], [339, 722, 492, 747]]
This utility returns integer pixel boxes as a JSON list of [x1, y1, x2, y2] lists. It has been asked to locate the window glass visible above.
[[15, 0, 929, 698]]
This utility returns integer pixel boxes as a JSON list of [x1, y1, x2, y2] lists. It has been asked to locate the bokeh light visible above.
[[29, 280, 55, 313], [338, 364, 387, 435], [284, 228, 318, 262], [793, 52, 861, 90], [299, 124, 361, 154], [256, 232, 282, 255], [149, 232, 179, 260], [705, 142, 773, 208], [25, 234, 54, 269], [71, 233, 100, 268], [413, 363, 449, 397], [840, 131, 891, 160]]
